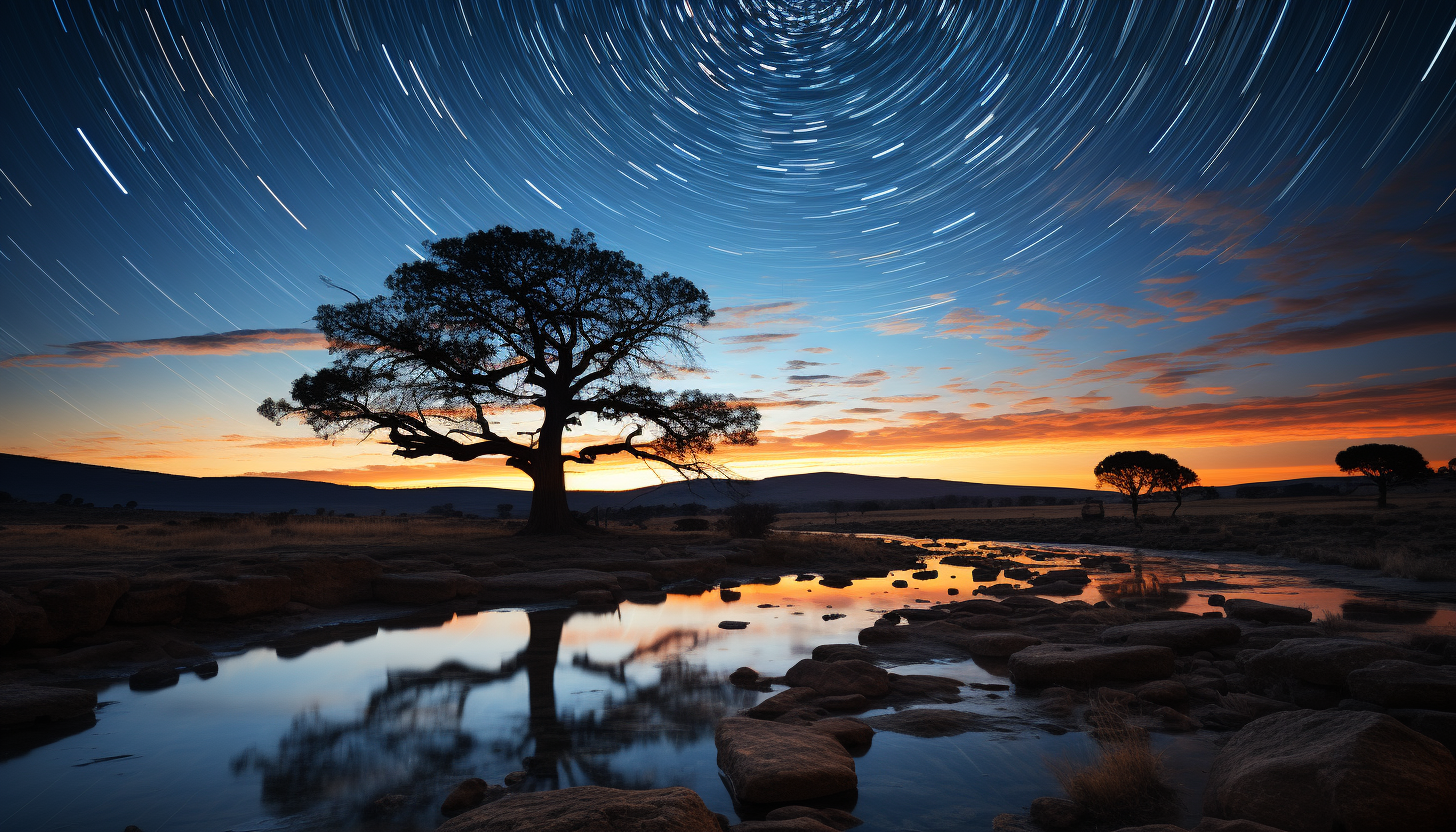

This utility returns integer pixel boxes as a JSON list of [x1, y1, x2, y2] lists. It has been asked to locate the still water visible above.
[[2, 540, 1452, 832]]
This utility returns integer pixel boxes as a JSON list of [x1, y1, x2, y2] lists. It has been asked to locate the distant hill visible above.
[[0, 453, 1104, 516], [0, 453, 1371, 517]]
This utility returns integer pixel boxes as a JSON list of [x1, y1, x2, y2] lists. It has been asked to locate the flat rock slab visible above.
[[1099, 619, 1242, 653], [187, 576, 292, 619], [642, 557, 727, 583], [1008, 643, 1176, 686], [437, 785, 722, 832], [716, 716, 857, 804], [475, 569, 621, 602], [373, 572, 478, 604], [863, 708, 1005, 737], [961, 632, 1042, 657], [1348, 660, 1456, 710], [783, 659, 890, 697], [1223, 598, 1313, 624], [1242, 638, 1408, 687], [1204, 709, 1456, 832], [0, 684, 97, 729]]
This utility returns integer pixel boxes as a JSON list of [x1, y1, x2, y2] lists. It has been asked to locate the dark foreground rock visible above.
[[436, 785, 722, 831], [1098, 619, 1241, 653], [1221, 599, 1312, 624], [1241, 638, 1408, 687], [862, 708, 1006, 737], [0, 684, 97, 729], [716, 716, 857, 804], [783, 659, 890, 697], [474, 569, 622, 602], [1008, 643, 1176, 686], [440, 778, 507, 817], [1346, 660, 1456, 710], [1203, 709, 1456, 832]]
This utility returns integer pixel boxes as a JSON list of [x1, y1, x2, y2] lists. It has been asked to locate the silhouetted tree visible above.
[[1335, 444, 1432, 508], [726, 502, 778, 538], [496, 503, 513, 520], [1155, 465, 1200, 517], [857, 500, 881, 515], [54, 493, 72, 506], [259, 227, 759, 535], [827, 499, 844, 525], [1094, 450, 1177, 523]]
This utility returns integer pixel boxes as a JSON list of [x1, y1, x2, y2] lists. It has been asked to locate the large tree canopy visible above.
[[1335, 443, 1431, 508], [260, 226, 760, 534], [1094, 450, 1178, 521]]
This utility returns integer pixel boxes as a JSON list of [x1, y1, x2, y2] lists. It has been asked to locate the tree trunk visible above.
[[1171, 492, 1183, 517], [521, 418, 581, 535], [1376, 478, 1389, 508]]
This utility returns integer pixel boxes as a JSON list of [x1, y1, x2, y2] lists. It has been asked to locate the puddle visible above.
[[1, 540, 1451, 831]]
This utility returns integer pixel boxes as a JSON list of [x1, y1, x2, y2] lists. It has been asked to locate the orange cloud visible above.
[[0, 329, 327, 368]]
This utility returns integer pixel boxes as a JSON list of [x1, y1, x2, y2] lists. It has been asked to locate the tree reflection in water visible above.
[[232, 607, 756, 826]]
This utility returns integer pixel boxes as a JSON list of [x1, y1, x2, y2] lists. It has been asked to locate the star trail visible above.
[[1, 1, 1454, 488]]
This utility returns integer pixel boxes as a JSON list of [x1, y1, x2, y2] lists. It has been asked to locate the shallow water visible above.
[[2, 541, 1451, 832]]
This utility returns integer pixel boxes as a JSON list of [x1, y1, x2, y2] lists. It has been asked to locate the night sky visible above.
[[2, 0, 1454, 490]]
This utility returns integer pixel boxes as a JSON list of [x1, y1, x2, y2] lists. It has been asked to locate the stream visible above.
[[2, 539, 1452, 832]]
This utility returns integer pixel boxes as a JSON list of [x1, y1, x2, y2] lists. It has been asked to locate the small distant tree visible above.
[[496, 503, 514, 520], [1094, 451, 1177, 523], [55, 493, 72, 505], [315, 507, 326, 516], [126, 500, 138, 509], [1335, 444, 1432, 508], [1155, 465, 1200, 517], [726, 502, 778, 538], [259, 226, 759, 535], [857, 500, 881, 515], [828, 499, 844, 524], [680, 502, 706, 517]]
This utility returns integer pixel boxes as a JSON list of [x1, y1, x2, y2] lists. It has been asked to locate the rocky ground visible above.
[[4, 504, 1456, 832], [784, 492, 1456, 582]]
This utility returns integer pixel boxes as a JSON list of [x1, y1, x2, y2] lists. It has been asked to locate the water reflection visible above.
[[232, 607, 755, 826]]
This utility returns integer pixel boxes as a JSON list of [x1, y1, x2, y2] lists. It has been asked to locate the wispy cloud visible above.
[[1, 329, 326, 368]]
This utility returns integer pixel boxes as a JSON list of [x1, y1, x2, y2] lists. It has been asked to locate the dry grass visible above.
[[1048, 702, 1179, 825]]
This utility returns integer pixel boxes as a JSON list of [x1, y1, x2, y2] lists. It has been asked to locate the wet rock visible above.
[[1009, 644, 1177, 686], [745, 687, 820, 719], [475, 569, 622, 603], [110, 579, 190, 625], [373, 572, 478, 604], [1155, 706, 1202, 732], [912, 570, 938, 580], [0, 684, 96, 729], [1028, 581, 1085, 596], [729, 667, 764, 687], [440, 778, 507, 817], [1004, 567, 1034, 580], [816, 694, 869, 712], [945, 599, 1016, 616], [783, 659, 889, 697], [1242, 638, 1407, 687], [730, 820, 838, 832], [574, 589, 618, 606], [716, 717, 857, 803], [278, 556, 382, 606], [971, 567, 1000, 581], [1030, 796, 1084, 829], [37, 640, 141, 668], [1204, 709, 1456, 832], [1238, 625, 1327, 649], [811, 644, 875, 663], [808, 716, 874, 753], [129, 663, 180, 691], [723, 590, 744, 602], [890, 580, 908, 588], [1391, 709, 1456, 753], [1030, 569, 1090, 586], [763, 805, 863, 829], [719, 621, 749, 630], [1208, 594, 1226, 606], [1100, 620, 1241, 653], [821, 613, 845, 621], [896, 608, 950, 621], [818, 575, 854, 589], [667, 579, 714, 595], [863, 708, 998, 737], [187, 575, 292, 619], [961, 632, 1041, 657], [9, 576, 130, 644], [438, 785, 722, 831], [1222, 599, 1312, 625], [948, 613, 1014, 630], [991, 814, 1039, 832], [1347, 660, 1456, 711]]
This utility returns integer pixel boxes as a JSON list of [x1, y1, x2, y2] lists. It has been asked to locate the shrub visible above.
[[673, 517, 711, 532], [1048, 709, 1177, 825], [496, 503, 513, 519], [726, 503, 778, 538]]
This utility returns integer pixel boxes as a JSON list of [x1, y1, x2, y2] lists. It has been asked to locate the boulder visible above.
[[0, 684, 97, 729], [1347, 660, 1456, 711], [8, 576, 130, 643], [745, 687, 821, 719], [187, 575, 292, 619], [1030, 569, 1090, 586], [961, 632, 1041, 657], [373, 572, 479, 604], [730, 820, 839, 832], [1222, 599, 1312, 624], [437, 785, 721, 831], [1100, 620, 1241, 653], [1242, 638, 1407, 687], [129, 663, 180, 691], [887, 674, 964, 700], [110, 578, 190, 624], [278, 556, 383, 606], [811, 644, 876, 663], [1009, 644, 1177, 686], [1391, 709, 1456, 752], [1135, 680, 1189, 705], [763, 805, 863, 830], [1203, 709, 1456, 832], [862, 708, 998, 737], [947, 613, 1013, 630], [808, 716, 874, 752], [715, 717, 857, 803], [945, 599, 1016, 616], [475, 569, 622, 603], [783, 659, 890, 697], [574, 589, 618, 606], [610, 571, 658, 591], [440, 778, 507, 817], [1030, 797, 1084, 829]]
